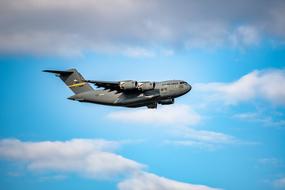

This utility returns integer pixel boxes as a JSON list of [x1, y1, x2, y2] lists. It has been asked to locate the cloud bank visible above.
[[1, 0, 285, 55], [0, 138, 220, 190], [0, 138, 142, 179]]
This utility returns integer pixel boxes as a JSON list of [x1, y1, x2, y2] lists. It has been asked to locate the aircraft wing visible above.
[[84, 80, 121, 91]]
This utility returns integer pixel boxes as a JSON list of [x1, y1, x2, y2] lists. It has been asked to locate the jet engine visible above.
[[137, 82, 155, 91], [158, 98, 174, 105], [119, 80, 138, 90]]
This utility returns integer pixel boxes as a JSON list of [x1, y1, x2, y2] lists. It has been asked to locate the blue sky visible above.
[[0, 1, 285, 190]]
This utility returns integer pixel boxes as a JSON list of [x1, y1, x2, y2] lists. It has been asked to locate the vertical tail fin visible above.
[[43, 68, 93, 94]]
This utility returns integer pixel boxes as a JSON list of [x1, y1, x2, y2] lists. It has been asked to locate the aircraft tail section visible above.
[[43, 68, 93, 94]]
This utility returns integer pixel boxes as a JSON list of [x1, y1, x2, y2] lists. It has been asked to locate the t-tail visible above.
[[43, 68, 93, 94]]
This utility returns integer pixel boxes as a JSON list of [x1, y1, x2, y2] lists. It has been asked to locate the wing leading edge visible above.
[[84, 80, 121, 91]]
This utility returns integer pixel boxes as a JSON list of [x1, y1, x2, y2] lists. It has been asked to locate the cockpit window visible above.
[[180, 81, 187, 84]]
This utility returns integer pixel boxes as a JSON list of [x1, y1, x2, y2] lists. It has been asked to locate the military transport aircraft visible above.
[[44, 69, 191, 109]]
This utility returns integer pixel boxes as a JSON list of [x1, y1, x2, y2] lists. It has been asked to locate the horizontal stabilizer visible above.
[[43, 70, 73, 75]]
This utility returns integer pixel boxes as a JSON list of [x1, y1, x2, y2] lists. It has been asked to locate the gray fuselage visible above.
[[68, 80, 191, 108]]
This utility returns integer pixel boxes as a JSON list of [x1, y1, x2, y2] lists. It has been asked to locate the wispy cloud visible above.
[[107, 104, 201, 126], [196, 69, 285, 106], [234, 112, 285, 127], [229, 25, 260, 48], [273, 177, 285, 189], [108, 104, 237, 149], [164, 128, 237, 150], [0, 138, 220, 190], [118, 172, 221, 190], [258, 158, 284, 167]]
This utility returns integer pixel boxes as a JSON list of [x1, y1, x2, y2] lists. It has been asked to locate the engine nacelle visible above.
[[119, 80, 138, 90], [137, 82, 155, 91], [158, 99, 174, 105]]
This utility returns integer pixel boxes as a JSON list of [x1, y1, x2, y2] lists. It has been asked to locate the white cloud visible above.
[[273, 177, 285, 189], [196, 69, 285, 106], [1, 0, 285, 55], [118, 172, 221, 190], [107, 104, 201, 126], [0, 138, 143, 179], [0, 138, 220, 190]]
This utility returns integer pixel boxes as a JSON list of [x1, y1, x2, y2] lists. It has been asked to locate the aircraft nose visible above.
[[186, 83, 192, 93]]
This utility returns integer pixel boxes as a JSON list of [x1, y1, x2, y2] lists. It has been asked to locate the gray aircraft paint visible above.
[[43, 69, 191, 109]]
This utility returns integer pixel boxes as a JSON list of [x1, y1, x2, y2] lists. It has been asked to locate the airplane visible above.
[[43, 68, 191, 109]]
